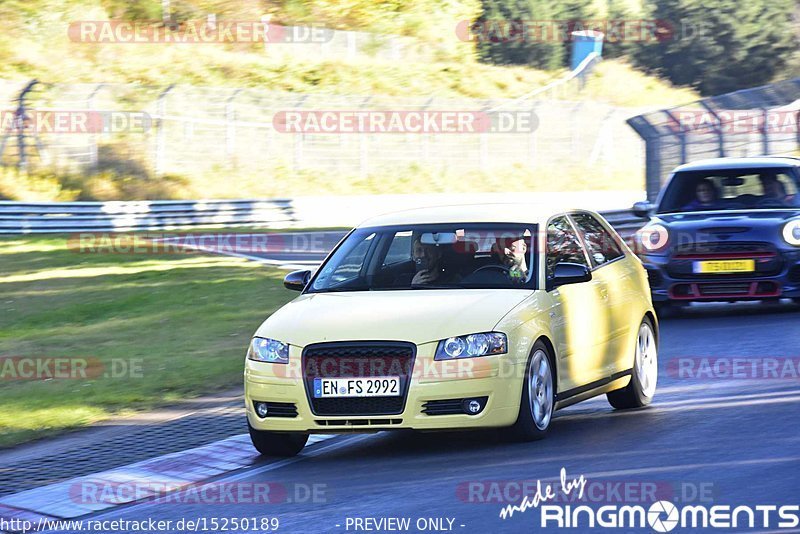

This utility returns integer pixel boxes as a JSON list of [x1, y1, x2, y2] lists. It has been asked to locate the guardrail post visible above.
[[700, 102, 725, 157], [664, 110, 687, 164], [359, 133, 369, 178], [87, 83, 106, 170], [479, 132, 488, 172], [761, 107, 769, 155], [154, 84, 174, 177], [645, 137, 662, 202], [796, 111, 800, 152], [225, 89, 242, 167], [346, 32, 357, 59]]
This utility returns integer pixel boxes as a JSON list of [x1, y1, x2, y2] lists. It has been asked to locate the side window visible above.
[[322, 233, 375, 286], [383, 231, 413, 266], [570, 213, 624, 268], [546, 216, 589, 280]]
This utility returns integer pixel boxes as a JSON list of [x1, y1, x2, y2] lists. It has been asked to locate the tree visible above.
[[632, 0, 797, 95], [474, 0, 595, 69]]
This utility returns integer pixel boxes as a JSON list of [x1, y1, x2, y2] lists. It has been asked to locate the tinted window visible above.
[[546, 216, 589, 280], [570, 213, 624, 267], [658, 168, 800, 213]]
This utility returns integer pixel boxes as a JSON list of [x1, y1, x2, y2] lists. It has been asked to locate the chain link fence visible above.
[[0, 77, 646, 189], [627, 78, 800, 201]]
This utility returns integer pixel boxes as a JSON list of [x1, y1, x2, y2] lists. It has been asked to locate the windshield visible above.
[[657, 168, 800, 214], [308, 223, 537, 293]]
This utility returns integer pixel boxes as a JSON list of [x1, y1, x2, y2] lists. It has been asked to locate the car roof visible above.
[[358, 203, 593, 227], [673, 156, 800, 172]]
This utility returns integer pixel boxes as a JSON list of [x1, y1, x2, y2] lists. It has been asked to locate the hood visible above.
[[656, 209, 799, 227], [653, 210, 800, 246], [255, 289, 533, 347]]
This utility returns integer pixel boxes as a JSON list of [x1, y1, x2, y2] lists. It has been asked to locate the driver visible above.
[[492, 235, 529, 281], [682, 178, 719, 211]]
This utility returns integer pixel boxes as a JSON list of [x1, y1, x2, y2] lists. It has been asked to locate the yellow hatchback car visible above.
[[245, 205, 658, 456]]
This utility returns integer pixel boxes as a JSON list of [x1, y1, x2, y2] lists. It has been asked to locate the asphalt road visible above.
[[51, 300, 800, 534]]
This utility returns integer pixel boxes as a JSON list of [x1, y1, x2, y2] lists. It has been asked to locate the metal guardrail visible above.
[[0, 200, 645, 235], [0, 199, 295, 233]]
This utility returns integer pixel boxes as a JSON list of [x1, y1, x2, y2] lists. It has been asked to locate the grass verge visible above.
[[0, 234, 295, 447]]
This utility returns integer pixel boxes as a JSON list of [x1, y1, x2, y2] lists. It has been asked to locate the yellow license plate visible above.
[[693, 259, 755, 274]]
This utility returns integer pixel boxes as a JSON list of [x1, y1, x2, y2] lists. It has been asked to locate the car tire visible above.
[[510, 340, 555, 441], [248, 424, 308, 457], [607, 317, 658, 410]]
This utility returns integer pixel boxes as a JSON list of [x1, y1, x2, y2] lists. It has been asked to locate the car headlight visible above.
[[247, 337, 289, 364], [782, 219, 800, 246], [435, 332, 507, 360], [637, 223, 669, 252]]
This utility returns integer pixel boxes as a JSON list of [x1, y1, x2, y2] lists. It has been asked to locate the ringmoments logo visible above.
[[498, 469, 800, 531]]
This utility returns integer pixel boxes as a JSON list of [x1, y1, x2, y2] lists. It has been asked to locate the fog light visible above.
[[255, 402, 269, 418], [462, 398, 484, 415]]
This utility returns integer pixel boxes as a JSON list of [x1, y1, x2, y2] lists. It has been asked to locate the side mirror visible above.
[[552, 262, 592, 288], [283, 269, 311, 291], [632, 201, 653, 218]]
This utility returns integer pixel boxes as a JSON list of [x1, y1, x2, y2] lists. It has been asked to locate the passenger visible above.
[[682, 179, 719, 211], [759, 175, 790, 206], [411, 237, 455, 285]]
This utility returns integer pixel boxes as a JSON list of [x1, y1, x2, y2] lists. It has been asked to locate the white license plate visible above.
[[313, 377, 400, 398]]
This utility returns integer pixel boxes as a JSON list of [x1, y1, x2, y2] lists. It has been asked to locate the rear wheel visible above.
[[248, 424, 308, 457], [607, 318, 658, 409], [510, 341, 555, 441]]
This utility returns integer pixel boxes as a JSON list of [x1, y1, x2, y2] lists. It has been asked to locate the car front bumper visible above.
[[641, 250, 800, 303], [245, 343, 525, 434]]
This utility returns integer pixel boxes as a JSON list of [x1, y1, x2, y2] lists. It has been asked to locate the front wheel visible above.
[[607, 318, 658, 409], [510, 341, 555, 441], [248, 424, 308, 457]]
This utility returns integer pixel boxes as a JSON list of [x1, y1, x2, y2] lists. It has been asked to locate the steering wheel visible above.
[[470, 264, 511, 276]]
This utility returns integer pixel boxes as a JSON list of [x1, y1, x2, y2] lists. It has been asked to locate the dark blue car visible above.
[[632, 157, 800, 314]]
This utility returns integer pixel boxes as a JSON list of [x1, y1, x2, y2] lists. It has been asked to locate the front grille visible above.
[[422, 399, 465, 416], [673, 241, 775, 257], [315, 418, 403, 426], [670, 281, 781, 299], [699, 282, 752, 296], [667, 241, 782, 279], [302, 342, 415, 416]]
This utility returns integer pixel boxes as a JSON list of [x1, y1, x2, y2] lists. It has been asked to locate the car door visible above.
[[543, 215, 609, 392], [569, 212, 632, 376]]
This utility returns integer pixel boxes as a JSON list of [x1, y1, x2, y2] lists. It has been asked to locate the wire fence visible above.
[[627, 78, 800, 201], [0, 71, 646, 187]]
